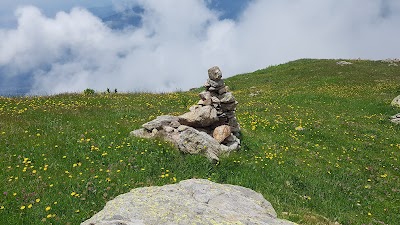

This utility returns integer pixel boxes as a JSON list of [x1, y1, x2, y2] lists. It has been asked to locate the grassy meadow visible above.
[[1, 59, 399, 224]]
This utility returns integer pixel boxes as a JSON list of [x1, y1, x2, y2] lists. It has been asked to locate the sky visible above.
[[0, 0, 399, 95]]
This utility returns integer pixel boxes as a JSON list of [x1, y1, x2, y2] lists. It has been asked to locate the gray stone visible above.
[[228, 117, 241, 132], [218, 86, 228, 95], [223, 134, 241, 145], [204, 80, 211, 88], [225, 111, 236, 118], [390, 113, 400, 124], [208, 86, 218, 91], [206, 78, 224, 89], [391, 95, 400, 107], [208, 66, 222, 81], [178, 105, 218, 127], [220, 92, 236, 103], [189, 104, 200, 112], [215, 117, 229, 126], [163, 126, 175, 133], [211, 96, 220, 103], [221, 101, 238, 111], [170, 121, 181, 128], [81, 179, 297, 225], [199, 91, 211, 100], [177, 125, 189, 132], [129, 128, 154, 139], [177, 127, 221, 161], [198, 98, 212, 106], [142, 115, 179, 131], [220, 136, 241, 153]]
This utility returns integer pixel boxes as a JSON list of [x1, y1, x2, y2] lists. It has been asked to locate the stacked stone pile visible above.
[[130, 66, 241, 161], [205, 66, 240, 136], [180, 66, 240, 137]]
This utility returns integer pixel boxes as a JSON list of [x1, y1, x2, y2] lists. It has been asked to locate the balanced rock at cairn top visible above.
[[130, 66, 241, 161]]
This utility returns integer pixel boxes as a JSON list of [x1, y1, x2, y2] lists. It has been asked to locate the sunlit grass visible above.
[[1, 59, 399, 224]]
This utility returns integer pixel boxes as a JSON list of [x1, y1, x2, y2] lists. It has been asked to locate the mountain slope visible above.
[[0, 59, 399, 225]]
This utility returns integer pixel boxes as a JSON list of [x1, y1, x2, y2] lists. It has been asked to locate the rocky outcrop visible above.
[[130, 66, 240, 161], [81, 179, 297, 225]]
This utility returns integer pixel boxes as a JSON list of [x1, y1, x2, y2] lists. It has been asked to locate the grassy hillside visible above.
[[1, 59, 399, 224]]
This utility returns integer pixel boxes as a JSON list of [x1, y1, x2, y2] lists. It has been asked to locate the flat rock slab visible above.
[[390, 113, 400, 124], [178, 105, 218, 128], [82, 179, 297, 225]]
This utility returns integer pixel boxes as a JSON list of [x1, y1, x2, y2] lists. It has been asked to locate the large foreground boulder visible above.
[[81, 179, 297, 225]]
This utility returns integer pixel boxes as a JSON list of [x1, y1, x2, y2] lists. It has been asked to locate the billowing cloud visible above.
[[0, 0, 399, 95]]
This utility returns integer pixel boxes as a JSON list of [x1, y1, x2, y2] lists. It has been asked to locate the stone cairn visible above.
[[130, 66, 240, 161]]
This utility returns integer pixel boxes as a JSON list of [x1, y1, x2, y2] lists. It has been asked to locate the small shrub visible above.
[[83, 88, 95, 95]]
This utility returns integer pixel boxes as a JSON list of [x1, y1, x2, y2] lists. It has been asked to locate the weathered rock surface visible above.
[[390, 113, 400, 124], [81, 179, 297, 225], [178, 105, 218, 127], [177, 126, 221, 161], [208, 66, 222, 81], [391, 95, 400, 108], [130, 66, 241, 160], [142, 115, 179, 131]]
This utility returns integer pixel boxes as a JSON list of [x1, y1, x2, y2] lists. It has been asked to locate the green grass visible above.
[[1, 59, 399, 224]]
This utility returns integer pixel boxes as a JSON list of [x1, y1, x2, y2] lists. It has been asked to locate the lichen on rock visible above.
[[81, 179, 298, 225]]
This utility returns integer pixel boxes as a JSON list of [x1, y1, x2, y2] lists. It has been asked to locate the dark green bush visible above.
[[83, 88, 95, 95]]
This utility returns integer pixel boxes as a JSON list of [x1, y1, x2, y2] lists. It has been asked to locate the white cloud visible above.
[[0, 0, 399, 95]]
